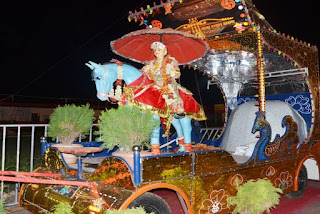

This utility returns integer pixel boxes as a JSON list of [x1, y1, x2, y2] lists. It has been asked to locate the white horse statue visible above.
[[86, 61, 206, 155]]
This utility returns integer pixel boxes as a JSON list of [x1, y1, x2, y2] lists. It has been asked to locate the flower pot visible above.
[[51, 144, 84, 164]]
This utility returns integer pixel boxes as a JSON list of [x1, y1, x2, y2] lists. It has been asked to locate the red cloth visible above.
[[122, 75, 200, 115]]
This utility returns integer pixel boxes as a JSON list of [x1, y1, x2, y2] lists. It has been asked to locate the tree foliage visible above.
[[227, 179, 283, 214], [48, 104, 95, 145], [97, 107, 158, 152]]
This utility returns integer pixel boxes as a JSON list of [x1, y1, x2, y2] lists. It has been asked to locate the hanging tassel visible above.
[[147, 5, 153, 14], [134, 10, 138, 22]]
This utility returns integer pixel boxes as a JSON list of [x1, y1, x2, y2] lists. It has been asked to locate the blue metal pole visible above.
[[77, 156, 82, 180], [132, 146, 141, 185], [40, 137, 47, 157]]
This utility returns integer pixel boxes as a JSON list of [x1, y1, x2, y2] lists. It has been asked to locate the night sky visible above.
[[1, 0, 318, 106]]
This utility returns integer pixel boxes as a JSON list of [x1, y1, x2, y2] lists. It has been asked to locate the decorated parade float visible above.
[[0, 0, 318, 213]]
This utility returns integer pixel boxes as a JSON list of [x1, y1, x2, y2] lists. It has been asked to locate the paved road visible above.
[[272, 180, 320, 214], [6, 206, 30, 214]]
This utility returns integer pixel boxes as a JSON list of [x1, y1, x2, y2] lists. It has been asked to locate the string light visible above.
[[257, 30, 266, 112]]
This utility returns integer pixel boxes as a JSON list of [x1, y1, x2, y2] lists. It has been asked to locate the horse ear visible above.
[[85, 63, 94, 70], [86, 61, 101, 70]]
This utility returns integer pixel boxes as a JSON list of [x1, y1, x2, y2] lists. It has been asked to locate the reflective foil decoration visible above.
[[195, 50, 256, 109], [41, 148, 67, 172], [86, 157, 135, 190]]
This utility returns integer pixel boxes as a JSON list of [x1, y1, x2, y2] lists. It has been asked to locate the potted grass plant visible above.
[[96, 106, 158, 166], [48, 104, 95, 163], [227, 178, 283, 214]]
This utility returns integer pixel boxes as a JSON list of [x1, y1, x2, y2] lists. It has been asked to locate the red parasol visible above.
[[111, 28, 208, 65]]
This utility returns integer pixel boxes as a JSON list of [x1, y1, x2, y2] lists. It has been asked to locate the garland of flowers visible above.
[[108, 65, 124, 101], [148, 55, 173, 84]]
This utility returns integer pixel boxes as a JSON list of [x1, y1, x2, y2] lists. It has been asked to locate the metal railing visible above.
[[200, 127, 222, 143], [0, 123, 99, 205], [1, 124, 48, 205], [0, 123, 222, 205]]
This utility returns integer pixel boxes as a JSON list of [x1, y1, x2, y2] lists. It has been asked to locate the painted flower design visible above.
[[274, 171, 293, 190], [230, 174, 244, 186], [285, 95, 311, 114], [199, 189, 228, 214], [266, 166, 276, 177], [93, 198, 106, 209]]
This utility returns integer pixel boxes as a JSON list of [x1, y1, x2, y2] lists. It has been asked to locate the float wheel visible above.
[[128, 192, 171, 214], [286, 165, 308, 198]]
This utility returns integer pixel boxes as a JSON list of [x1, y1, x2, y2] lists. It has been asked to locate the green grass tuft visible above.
[[97, 106, 158, 152], [105, 207, 151, 214], [48, 104, 95, 145], [227, 178, 283, 214]]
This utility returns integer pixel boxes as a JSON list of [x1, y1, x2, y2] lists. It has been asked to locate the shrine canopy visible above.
[[128, 0, 255, 39], [126, 0, 318, 110]]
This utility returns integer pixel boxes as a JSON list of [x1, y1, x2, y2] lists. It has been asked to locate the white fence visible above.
[[0, 124, 47, 205], [0, 123, 222, 205]]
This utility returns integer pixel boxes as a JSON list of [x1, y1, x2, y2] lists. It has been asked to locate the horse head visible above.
[[252, 111, 268, 134], [86, 61, 118, 101]]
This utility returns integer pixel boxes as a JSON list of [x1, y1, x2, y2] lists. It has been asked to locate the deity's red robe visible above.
[[120, 75, 206, 122]]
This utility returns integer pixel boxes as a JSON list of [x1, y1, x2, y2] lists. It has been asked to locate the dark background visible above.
[[1, 0, 318, 106]]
